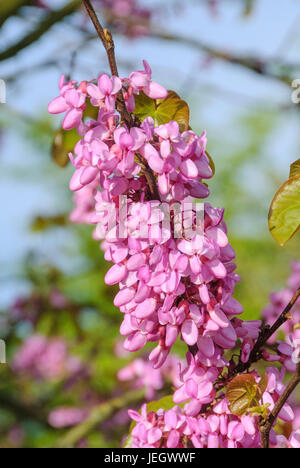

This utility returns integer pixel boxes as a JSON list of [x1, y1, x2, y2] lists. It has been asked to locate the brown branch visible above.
[[82, 0, 161, 201], [260, 362, 300, 448], [0, 0, 82, 63], [83, 0, 118, 76], [0, 0, 33, 28], [82, 0, 133, 128], [55, 388, 144, 448], [148, 31, 298, 86], [215, 287, 300, 390], [235, 287, 300, 375]]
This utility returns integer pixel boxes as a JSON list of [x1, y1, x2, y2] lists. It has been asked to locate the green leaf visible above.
[[133, 92, 155, 122], [226, 374, 260, 417], [147, 395, 175, 413], [248, 403, 270, 420], [290, 158, 300, 178], [51, 102, 98, 168], [258, 373, 269, 396], [51, 127, 79, 168], [31, 214, 68, 232], [268, 176, 300, 246], [134, 90, 190, 132]]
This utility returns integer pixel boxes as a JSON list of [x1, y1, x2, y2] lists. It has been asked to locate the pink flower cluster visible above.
[[49, 61, 243, 372], [12, 335, 84, 381], [263, 262, 300, 373], [129, 367, 297, 448], [49, 61, 300, 448]]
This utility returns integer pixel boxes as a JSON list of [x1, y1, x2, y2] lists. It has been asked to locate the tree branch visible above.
[[83, 0, 119, 77], [0, 0, 82, 63], [234, 287, 300, 375], [149, 31, 298, 86], [260, 362, 300, 448], [0, 0, 33, 28], [55, 388, 144, 448], [215, 287, 300, 390], [82, 0, 161, 201]]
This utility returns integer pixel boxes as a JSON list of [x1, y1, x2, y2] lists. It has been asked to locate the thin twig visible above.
[[82, 0, 161, 201], [0, 0, 82, 62], [260, 362, 300, 448], [235, 287, 300, 374], [148, 31, 299, 86], [83, 0, 131, 126], [83, 0, 118, 76], [216, 287, 300, 389]]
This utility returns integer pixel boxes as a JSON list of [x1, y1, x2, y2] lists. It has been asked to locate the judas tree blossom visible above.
[[12, 335, 84, 381], [49, 59, 300, 449], [48, 76, 87, 131], [87, 74, 122, 111]]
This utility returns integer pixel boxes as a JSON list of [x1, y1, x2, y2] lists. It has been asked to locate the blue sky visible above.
[[1, 0, 300, 306]]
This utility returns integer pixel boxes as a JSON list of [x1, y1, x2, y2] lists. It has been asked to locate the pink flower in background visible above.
[[94, 0, 153, 37], [118, 355, 182, 400], [48, 408, 88, 428], [11, 335, 84, 381]]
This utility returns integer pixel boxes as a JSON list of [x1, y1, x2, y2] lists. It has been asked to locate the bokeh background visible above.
[[1, 0, 300, 448]]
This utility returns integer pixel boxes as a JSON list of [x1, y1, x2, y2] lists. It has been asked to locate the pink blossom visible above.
[[48, 408, 88, 428], [128, 61, 168, 100], [87, 74, 122, 111], [48, 76, 87, 130]]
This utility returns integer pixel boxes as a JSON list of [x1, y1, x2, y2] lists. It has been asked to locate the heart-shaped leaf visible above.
[[258, 372, 269, 396], [31, 214, 68, 232], [268, 175, 300, 246], [51, 102, 98, 168], [226, 374, 260, 417], [51, 127, 79, 168], [290, 158, 300, 178], [134, 90, 190, 132]]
